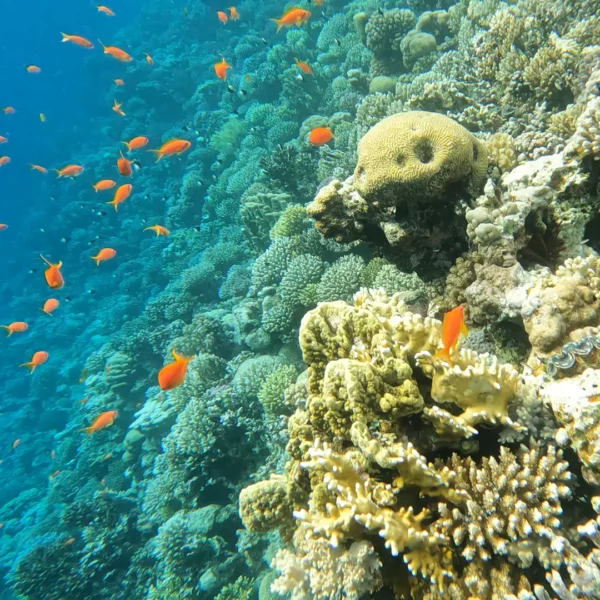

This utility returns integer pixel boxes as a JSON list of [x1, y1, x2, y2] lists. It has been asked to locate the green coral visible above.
[[316, 255, 366, 303], [270, 205, 310, 240], [257, 364, 299, 417]]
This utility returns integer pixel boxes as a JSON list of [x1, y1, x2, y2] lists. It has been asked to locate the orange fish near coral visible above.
[[0, 224, 7, 230], [25, 65, 41, 74], [122, 136, 148, 151], [0, 136, 7, 143], [90, 247, 116, 265], [61, 33, 94, 49], [107, 184, 132, 211], [40, 254, 65, 289], [229, 6, 240, 20], [41, 298, 59, 315], [0, 157, 11, 167], [213, 57, 231, 81], [20, 351, 49, 373], [114, 78, 125, 86], [29, 164, 47, 174], [435, 306, 468, 362], [116, 151, 133, 176], [308, 126, 333, 146], [1, 322, 28, 336], [12, 439, 20, 450], [112, 99, 125, 117], [55, 164, 83, 178], [148, 139, 191, 161], [2, 107, 16, 115], [144, 53, 153, 65], [80, 410, 118, 435], [271, 7, 311, 32], [92, 179, 116, 192], [144, 225, 170, 236], [217, 10, 228, 23], [99, 40, 132, 62], [294, 58, 313, 74], [96, 5, 115, 16], [158, 350, 195, 390]]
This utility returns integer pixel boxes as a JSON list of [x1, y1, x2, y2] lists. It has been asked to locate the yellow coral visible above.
[[239, 475, 293, 534], [353, 111, 488, 202]]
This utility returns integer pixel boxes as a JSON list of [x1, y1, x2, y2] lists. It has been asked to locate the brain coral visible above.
[[354, 111, 487, 204]]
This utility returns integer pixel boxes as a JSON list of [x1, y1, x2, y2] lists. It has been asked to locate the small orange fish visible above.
[[40, 254, 65, 289], [39, 113, 46, 122], [214, 57, 231, 81], [102, 452, 113, 461], [271, 7, 311, 32], [99, 40, 132, 62], [41, 298, 59, 315], [49, 470, 60, 480], [90, 247, 117, 265], [217, 10, 228, 24], [148, 139, 191, 161], [80, 410, 118, 435], [308, 126, 333, 146], [78, 368, 88, 383], [0, 224, 7, 230], [64, 537, 76, 546], [116, 151, 132, 176], [144, 53, 153, 65], [50, 450, 56, 459], [144, 225, 170, 236], [112, 99, 125, 117], [61, 33, 94, 49], [20, 351, 48, 373], [2, 107, 15, 115], [294, 58, 313, 75], [434, 306, 468, 362], [158, 350, 195, 390], [0, 136, 7, 143], [55, 164, 83, 178], [114, 78, 125, 86], [12, 439, 20, 450], [96, 5, 115, 16], [1, 322, 28, 336], [100, 478, 106, 486], [0, 156, 11, 167], [108, 183, 132, 211], [25, 65, 41, 74], [122, 136, 148, 151], [229, 6, 240, 20], [92, 179, 116, 192], [78, 396, 89, 405], [29, 164, 47, 174]]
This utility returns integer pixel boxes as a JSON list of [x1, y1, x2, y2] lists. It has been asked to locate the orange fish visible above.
[[435, 306, 468, 362], [112, 99, 125, 117], [55, 164, 83, 178], [41, 298, 59, 315], [64, 537, 76, 546], [40, 254, 65, 289], [96, 5, 115, 16], [92, 179, 116, 192], [102, 452, 113, 461], [78, 396, 89, 405], [1, 322, 28, 336], [25, 65, 41, 74], [229, 6, 239, 20], [308, 126, 333, 146], [99, 40, 132, 62], [114, 78, 125, 86], [2, 107, 15, 115], [214, 57, 231, 81], [144, 225, 170, 236], [0, 136, 7, 143], [49, 469, 61, 480], [50, 450, 56, 459], [78, 368, 88, 383], [294, 58, 313, 75], [0, 156, 11, 167], [61, 33, 94, 49], [148, 138, 191, 161], [158, 350, 195, 390], [144, 53, 153, 65], [29, 164, 47, 174], [122, 136, 148, 151], [20, 351, 49, 373], [12, 439, 20, 450], [0, 224, 7, 230], [116, 151, 132, 176], [80, 410, 118, 435], [217, 10, 228, 23], [107, 184, 132, 211], [271, 7, 311, 32], [90, 247, 117, 265]]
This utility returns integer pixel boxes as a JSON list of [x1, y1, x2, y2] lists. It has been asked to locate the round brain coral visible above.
[[353, 111, 488, 204]]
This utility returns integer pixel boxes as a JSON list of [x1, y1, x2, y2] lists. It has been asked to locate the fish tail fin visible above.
[[121, 141, 130, 152], [147, 149, 162, 162], [60, 33, 69, 42], [433, 348, 450, 362], [53, 169, 61, 176], [98, 38, 105, 50], [1, 326, 11, 337], [270, 18, 283, 32], [40, 308, 53, 316], [79, 426, 93, 436], [90, 256, 100, 266], [91, 184, 97, 191], [106, 200, 118, 211], [19, 362, 35, 373]]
